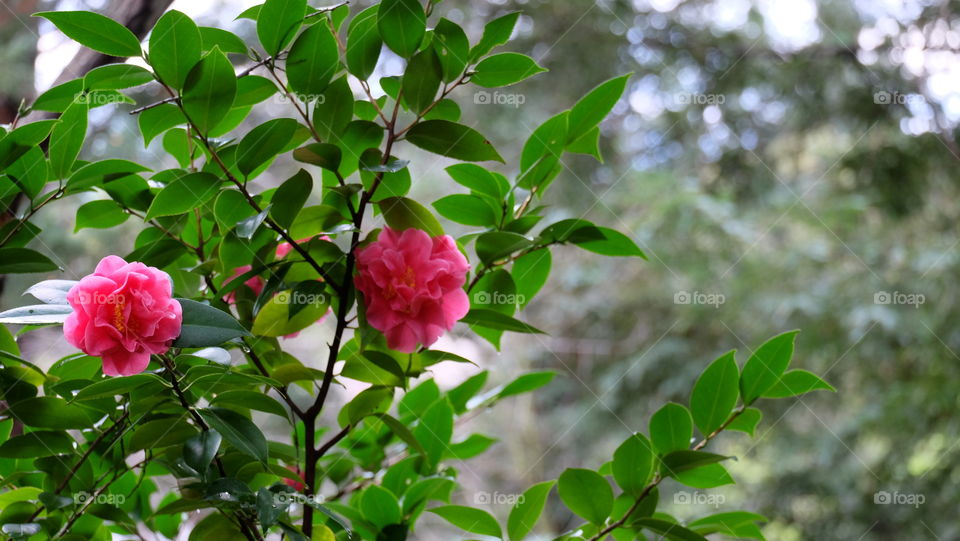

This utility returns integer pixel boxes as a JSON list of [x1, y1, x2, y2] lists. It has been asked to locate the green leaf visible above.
[[558, 468, 613, 525], [211, 390, 289, 418], [237, 118, 300, 177], [567, 74, 631, 144], [507, 480, 555, 541], [469, 12, 519, 62], [257, 0, 307, 55], [433, 18, 469, 83], [413, 398, 454, 470], [402, 48, 443, 113], [512, 250, 550, 308], [149, 10, 202, 89], [688, 511, 767, 539], [31, 79, 83, 113], [345, 6, 382, 80], [739, 330, 800, 404], [472, 53, 546, 88], [289, 205, 344, 238], [8, 396, 94, 429], [74, 374, 163, 401], [0, 303, 71, 324], [673, 462, 734, 489], [251, 289, 330, 337], [762, 369, 835, 398], [460, 308, 543, 334], [446, 433, 496, 459], [269, 169, 313, 229], [371, 413, 428, 458], [660, 450, 730, 477], [572, 226, 646, 258], [183, 430, 222, 475], [433, 194, 497, 226], [445, 163, 503, 198], [75, 199, 129, 232], [35, 11, 142, 57], [0, 248, 59, 274], [312, 76, 353, 141], [690, 351, 740, 436], [429, 506, 501, 538], [498, 371, 555, 399], [377, 196, 444, 237], [0, 431, 74, 458], [182, 47, 237, 135], [198, 407, 268, 463], [378, 0, 426, 58], [520, 112, 567, 173], [286, 21, 339, 97], [342, 386, 393, 426], [0, 120, 56, 170], [294, 143, 342, 171], [612, 433, 655, 497], [406, 120, 504, 162], [361, 485, 402, 529], [635, 518, 708, 541], [67, 158, 151, 192], [129, 416, 197, 451], [139, 104, 185, 146], [476, 231, 533, 264], [726, 407, 762, 437], [146, 172, 221, 219], [83, 63, 153, 90], [49, 99, 87, 179], [649, 402, 693, 454], [174, 298, 251, 348], [199, 27, 248, 54]]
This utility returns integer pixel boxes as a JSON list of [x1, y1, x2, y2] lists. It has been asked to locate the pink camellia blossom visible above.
[[222, 265, 265, 304], [355, 227, 470, 353], [64, 255, 182, 377], [284, 465, 305, 492]]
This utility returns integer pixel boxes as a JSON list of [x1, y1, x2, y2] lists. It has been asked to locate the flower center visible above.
[[385, 266, 417, 300], [112, 297, 126, 333]]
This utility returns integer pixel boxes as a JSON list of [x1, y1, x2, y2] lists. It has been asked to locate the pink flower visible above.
[[222, 265, 265, 304], [355, 227, 470, 353], [64, 255, 182, 377], [284, 465, 305, 492]]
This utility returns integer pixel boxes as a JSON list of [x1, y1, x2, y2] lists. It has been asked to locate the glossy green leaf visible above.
[[0, 303, 71, 324], [476, 231, 532, 263], [198, 407, 268, 463], [469, 12, 519, 62], [636, 518, 708, 541], [473, 53, 546, 88], [558, 468, 613, 525], [293, 142, 342, 171], [8, 396, 94, 429], [138, 104, 185, 146], [286, 21, 339, 97], [36, 11, 142, 57], [345, 6, 382, 80], [361, 485, 402, 529], [572, 226, 646, 258], [402, 48, 443, 112], [257, 0, 307, 55], [378, 0, 426, 58], [413, 398, 454, 470], [146, 172, 221, 219], [406, 120, 504, 162], [149, 10, 202, 89], [690, 351, 740, 436], [673, 462, 735, 489], [74, 374, 162, 401], [183, 430, 222, 475], [269, 169, 313, 228], [567, 74, 631, 144], [660, 450, 730, 477], [433, 194, 497, 226], [512, 249, 550, 308], [237, 118, 300, 177], [740, 330, 800, 404], [433, 18, 469, 83], [174, 298, 251, 347], [499, 371, 555, 399], [445, 163, 502, 198], [726, 407, 762, 437], [762, 369, 835, 398], [75, 199, 129, 232], [84, 63, 153, 90], [0, 431, 74, 458], [612, 433, 655, 497], [507, 480, 555, 541], [251, 289, 330, 337], [313, 76, 353, 141], [0, 248, 59, 275], [649, 402, 693, 454], [182, 47, 237, 135], [429, 506, 501, 538], [199, 26, 248, 54], [49, 99, 87, 179], [377, 196, 444, 237], [460, 309, 544, 334]]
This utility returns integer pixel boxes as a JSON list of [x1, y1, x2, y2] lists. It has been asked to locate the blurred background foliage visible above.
[[2, 0, 959, 539]]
